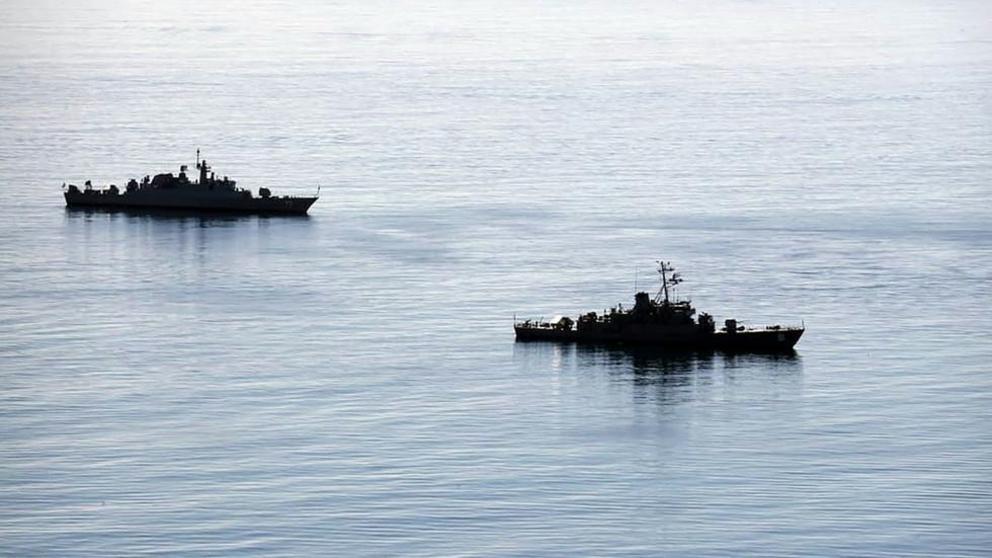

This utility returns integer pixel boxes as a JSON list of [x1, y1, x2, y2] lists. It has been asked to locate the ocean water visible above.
[[2, 0, 991, 555]]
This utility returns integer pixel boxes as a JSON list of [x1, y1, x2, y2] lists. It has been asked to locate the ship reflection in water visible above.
[[62, 203, 317, 276], [65, 205, 311, 222], [513, 341, 802, 407]]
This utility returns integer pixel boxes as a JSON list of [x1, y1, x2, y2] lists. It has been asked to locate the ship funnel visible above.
[[634, 292, 651, 312]]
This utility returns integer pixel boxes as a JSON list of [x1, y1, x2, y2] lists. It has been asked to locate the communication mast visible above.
[[655, 261, 682, 303]]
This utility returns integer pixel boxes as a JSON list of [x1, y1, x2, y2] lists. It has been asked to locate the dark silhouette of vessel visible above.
[[515, 261, 804, 353], [63, 150, 318, 215]]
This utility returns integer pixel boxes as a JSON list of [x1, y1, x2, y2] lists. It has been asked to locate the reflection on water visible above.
[[514, 341, 803, 407], [64, 205, 309, 225], [62, 206, 317, 284]]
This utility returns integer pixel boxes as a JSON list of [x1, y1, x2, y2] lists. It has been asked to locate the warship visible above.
[[63, 151, 318, 215], [514, 262, 804, 353]]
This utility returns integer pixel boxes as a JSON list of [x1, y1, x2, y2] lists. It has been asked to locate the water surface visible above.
[[1, 1, 991, 555]]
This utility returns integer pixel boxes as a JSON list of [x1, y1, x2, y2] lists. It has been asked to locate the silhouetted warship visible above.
[[515, 262, 804, 352], [63, 150, 318, 215]]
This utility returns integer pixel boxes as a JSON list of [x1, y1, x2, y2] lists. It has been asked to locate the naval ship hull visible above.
[[64, 190, 317, 215], [514, 325, 804, 353]]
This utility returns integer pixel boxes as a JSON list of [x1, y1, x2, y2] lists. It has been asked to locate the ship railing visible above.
[[513, 317, 560, 329], [722, 321, 805, 333]]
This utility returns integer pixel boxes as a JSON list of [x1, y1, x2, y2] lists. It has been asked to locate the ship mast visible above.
[[655, 261, 682, 304], [196, 149, 210, 185]]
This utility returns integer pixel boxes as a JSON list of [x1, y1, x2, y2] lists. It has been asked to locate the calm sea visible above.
[[1, 1, 991, 555]]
